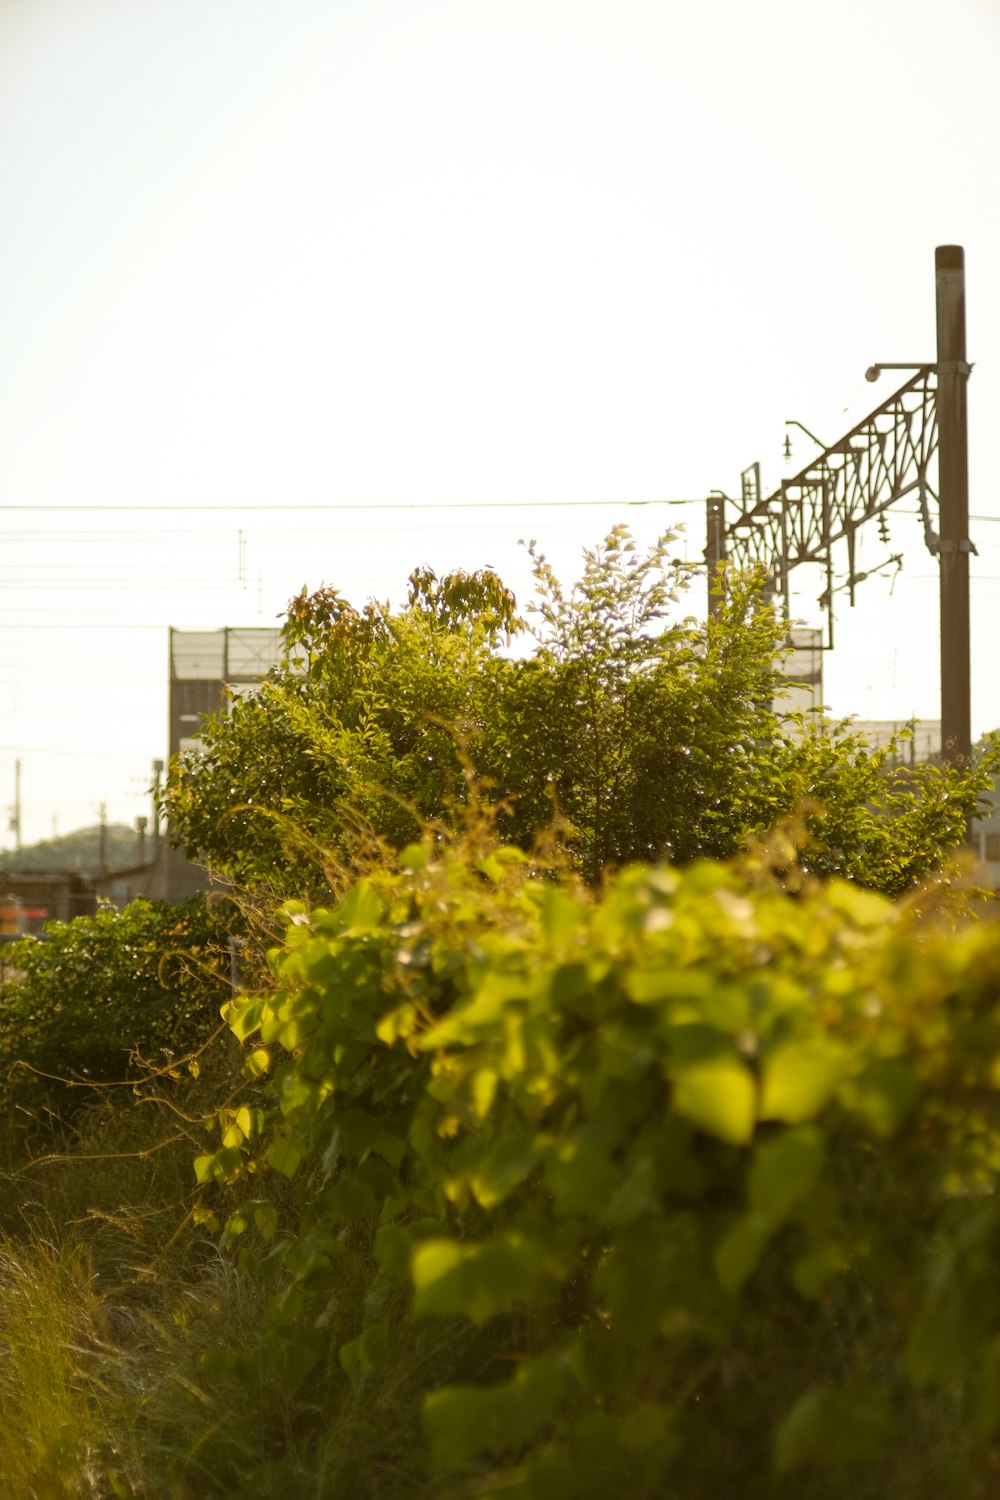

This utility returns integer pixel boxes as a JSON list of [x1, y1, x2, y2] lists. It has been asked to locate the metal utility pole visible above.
[[935, 245, 972, 766], [705, 494, 727, 620]]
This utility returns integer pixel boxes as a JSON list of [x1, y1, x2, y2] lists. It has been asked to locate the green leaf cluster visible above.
[[165, 529, 996, 898], [200, 843, 1000, 1495], [0, 895, 234, 1118]]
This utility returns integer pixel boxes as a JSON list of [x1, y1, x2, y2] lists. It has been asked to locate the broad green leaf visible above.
[[842, 1058, 919, 1137], [469, 1127, 542, 1209], [714, 1213, 771, 1292], [330, 1106, 392, 1161], [412, 1233, 545, 1325], [533, 882, 585, 944], [672, 1055, 755, 1145], [419, 975, 528, 1048], [606, 1153, 659, 1227], [548, 960, 593, 1011], [825, 879, 893, 929], [220, 1210, 248, 1249], [774, 1385, 890, 1472], [320, 1175, 377, 1223], [257, 1328, 325, 1393], [193, 1146, 244, 1186], [253, 1202, 279, 1240], [905, 1284, 987, 1388], [376, 1002, 418, 1045], [242, 1046, 271, 1080], [470, 1066, 499, 1120], [332, 879, 385, 931], [546, 1138, 617, 1217], [424, 1354, 567, 1467], [630, 970, 749, 1033], [398, 842, 428, 871], [625, 966, 714, 1007], [422, 1386, 488, 1467], [476, 853, 506, 883], [373, 1222, 412, 1280], [760, 1040, 846, 1124], [267, 1134, 304, 1179], [226, 997, 265, 1043], [748, 1124, 826, 1227], [235, 1105, 264, 1140], [598, 1216, 735, 1347], [339, 1322, 390, 1378], [792, 1239, 844, 1299], [356, 1155, 404, 1202]]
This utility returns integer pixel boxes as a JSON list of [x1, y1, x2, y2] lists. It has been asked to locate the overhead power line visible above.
[[0, 498, 704, 512]]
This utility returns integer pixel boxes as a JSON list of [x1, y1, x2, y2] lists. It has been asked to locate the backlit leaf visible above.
[[672, 1055, 756, 1145], [412, 1233, 545, 1325], [760, 1041, 846, 1124]]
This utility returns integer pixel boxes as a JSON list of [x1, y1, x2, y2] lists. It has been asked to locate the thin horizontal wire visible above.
[[0, 745, 160, 759], [1, 499, 704, 512], [1, 515, 664, 530], [0, 622, 190, 630]]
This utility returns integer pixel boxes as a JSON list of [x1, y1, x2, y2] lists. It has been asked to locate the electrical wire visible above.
[[1, 498, 706, 512]]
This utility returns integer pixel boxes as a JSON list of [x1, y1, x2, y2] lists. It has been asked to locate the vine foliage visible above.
[[196, 832, 1000, 1495]]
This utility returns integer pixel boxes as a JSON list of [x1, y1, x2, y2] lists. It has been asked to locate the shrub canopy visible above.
[[0, 895, 233, 1120], [166, 529, 997, 898]]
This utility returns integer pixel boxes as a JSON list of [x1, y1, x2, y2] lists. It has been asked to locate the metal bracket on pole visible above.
[[723, 366, 940, 613], [716, 246, 973, 775]]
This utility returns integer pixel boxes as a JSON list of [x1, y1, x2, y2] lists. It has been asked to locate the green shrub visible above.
[[167, 529, 998, 899], [0, 895, 234, 1122], [194, 836, 1000, 1496]]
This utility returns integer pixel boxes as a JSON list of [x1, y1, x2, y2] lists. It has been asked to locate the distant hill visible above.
[[0, 824, 144, 875]]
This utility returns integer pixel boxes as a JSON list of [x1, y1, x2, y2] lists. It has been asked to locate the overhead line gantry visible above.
[[706, 246, 973, 767]]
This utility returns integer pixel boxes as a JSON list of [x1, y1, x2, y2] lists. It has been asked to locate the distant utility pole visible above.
[[708, 245, 973, 769], [11, 759, 22, 853], [98, 801, 108, 882], [151, 760, 164, 860]]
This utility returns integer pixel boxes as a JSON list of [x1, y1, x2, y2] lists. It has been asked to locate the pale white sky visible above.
[[2, 0, 999, 848]]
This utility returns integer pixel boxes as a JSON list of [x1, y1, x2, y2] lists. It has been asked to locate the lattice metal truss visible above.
[[717, 366, 941, 645]]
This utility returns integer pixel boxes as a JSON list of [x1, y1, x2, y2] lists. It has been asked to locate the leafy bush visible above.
[[166, 529, 997, 899], [195, 834, 1000, 1497], [0, 896, 234, 1120]]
